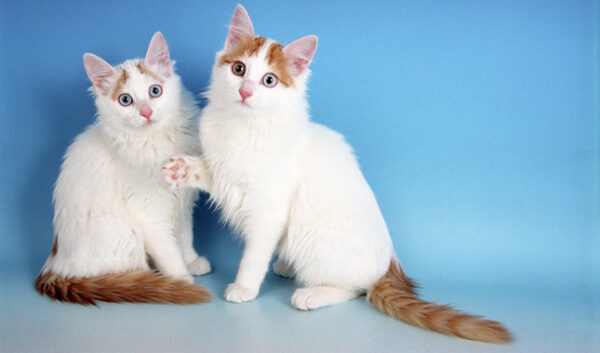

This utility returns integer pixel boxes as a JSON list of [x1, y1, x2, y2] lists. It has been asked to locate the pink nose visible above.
[[239, 89, 253, 100], [140, 108, 153, 120]]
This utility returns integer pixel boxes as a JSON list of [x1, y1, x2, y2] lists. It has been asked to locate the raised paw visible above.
[[273, 259, 294, 278], [162, 156, 193, 188], [224, 283, 258, 303], [188, 256, 211, 276]]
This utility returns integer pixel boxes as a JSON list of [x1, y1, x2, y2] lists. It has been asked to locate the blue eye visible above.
[[149, 84, 162, 98], [262, 73, 278, 88], [118, 93, 133, 106]]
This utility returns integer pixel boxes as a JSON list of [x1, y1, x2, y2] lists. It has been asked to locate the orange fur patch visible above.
[[50, 235, 58, 257], [35, 270, 211, 305], [369, 261, 513, 344], [219, 36, 267, 65], [219, 37, 294, 87], [266, 42, 293, 87], [111, 68, 129, 100], [135, 62, 164, 83]]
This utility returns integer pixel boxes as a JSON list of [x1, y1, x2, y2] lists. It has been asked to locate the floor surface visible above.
[[1, 263, 597, 353]]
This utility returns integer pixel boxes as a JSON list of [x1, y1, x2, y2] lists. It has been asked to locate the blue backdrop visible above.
[[0, 1, 598, 352]]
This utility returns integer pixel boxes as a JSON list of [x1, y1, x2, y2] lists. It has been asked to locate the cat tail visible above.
[[368, 261, 512, 344], [35, 270, 211, 305]]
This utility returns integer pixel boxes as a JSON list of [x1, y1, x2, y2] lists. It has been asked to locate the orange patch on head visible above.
[[219, 36, 267, 65], [266, 42, 293, 87], [111, 68, 129, 100], [135, 62, 164, 83], [219, 37, 294, 87]]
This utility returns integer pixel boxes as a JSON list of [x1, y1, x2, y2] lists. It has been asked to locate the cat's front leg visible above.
[[174, 211, 212, 277], [162, 155, 210, 192], [144, 227, 194, 283], [225, 222, 285, 303]]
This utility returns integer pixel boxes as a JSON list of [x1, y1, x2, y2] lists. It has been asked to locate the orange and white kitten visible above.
[[165, 5, 512, 343], [36, 33, 211, 305]]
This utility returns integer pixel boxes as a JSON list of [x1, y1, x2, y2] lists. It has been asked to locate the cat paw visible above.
[[273, 259, 294, 278], [292, 288, 320, 311], [224, 283, 258, 303], [162, 156, 192, 188], [188, 256, 211, 276], [292, 287, 358, 311]]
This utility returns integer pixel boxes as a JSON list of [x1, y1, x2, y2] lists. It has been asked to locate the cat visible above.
[[163, 5, 512, 343], [35, 32, 211, 305]]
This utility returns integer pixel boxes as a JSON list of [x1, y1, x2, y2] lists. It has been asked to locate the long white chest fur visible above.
[[200, 107, 304, 234]]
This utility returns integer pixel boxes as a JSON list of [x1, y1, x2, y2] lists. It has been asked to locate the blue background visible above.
[[1, 1, 598, 352]]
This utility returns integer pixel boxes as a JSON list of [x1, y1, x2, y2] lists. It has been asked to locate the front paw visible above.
[[224, 283, 258, 303], [162, 156, 192, 188], [188, 256, 211, 276]]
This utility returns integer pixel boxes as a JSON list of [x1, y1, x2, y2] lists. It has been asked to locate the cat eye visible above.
[[149, 84, 162, 98], [262, 73, 278, 88], [231, 62, 246, 76], [118, 93, 133, 106]]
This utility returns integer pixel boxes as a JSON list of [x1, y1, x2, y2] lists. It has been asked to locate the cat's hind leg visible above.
[[291, 286, 360, 311]]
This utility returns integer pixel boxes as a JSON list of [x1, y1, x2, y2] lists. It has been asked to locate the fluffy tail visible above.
[[35, 270, 211, 305], [369, 261, 512, 343]]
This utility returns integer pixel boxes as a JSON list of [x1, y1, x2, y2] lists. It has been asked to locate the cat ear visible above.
[[145, 32, 172, 77], [283, 35, 318, 77], [83, 53, 116, 95], [224, 5, 255, 52]]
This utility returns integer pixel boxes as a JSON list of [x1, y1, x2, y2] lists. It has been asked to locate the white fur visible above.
[[41, 35, 210, 283], [165, 21, 393, 308]]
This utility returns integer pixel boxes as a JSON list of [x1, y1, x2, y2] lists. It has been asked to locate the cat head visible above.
[[84, 32, 183, 131], [209, 5, 318, 114]]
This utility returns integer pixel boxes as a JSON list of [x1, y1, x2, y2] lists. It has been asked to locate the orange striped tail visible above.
[[369, 261, 512, 344], [35, 270, 211, 305]]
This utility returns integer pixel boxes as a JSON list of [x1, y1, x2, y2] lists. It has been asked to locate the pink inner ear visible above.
[[145, 32, 171, 76], [83, 53, 116, 95], [225, 5, 255, 52], [283, 35, 318, 77]]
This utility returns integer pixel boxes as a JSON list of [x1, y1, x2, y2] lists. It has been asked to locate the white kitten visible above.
[[165, 6, 511, 342], [36, 33, 211, 305]]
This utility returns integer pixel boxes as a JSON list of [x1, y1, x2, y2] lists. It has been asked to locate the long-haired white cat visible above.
[[36, 32, 211, 305], [164, 6, 511, 342]]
